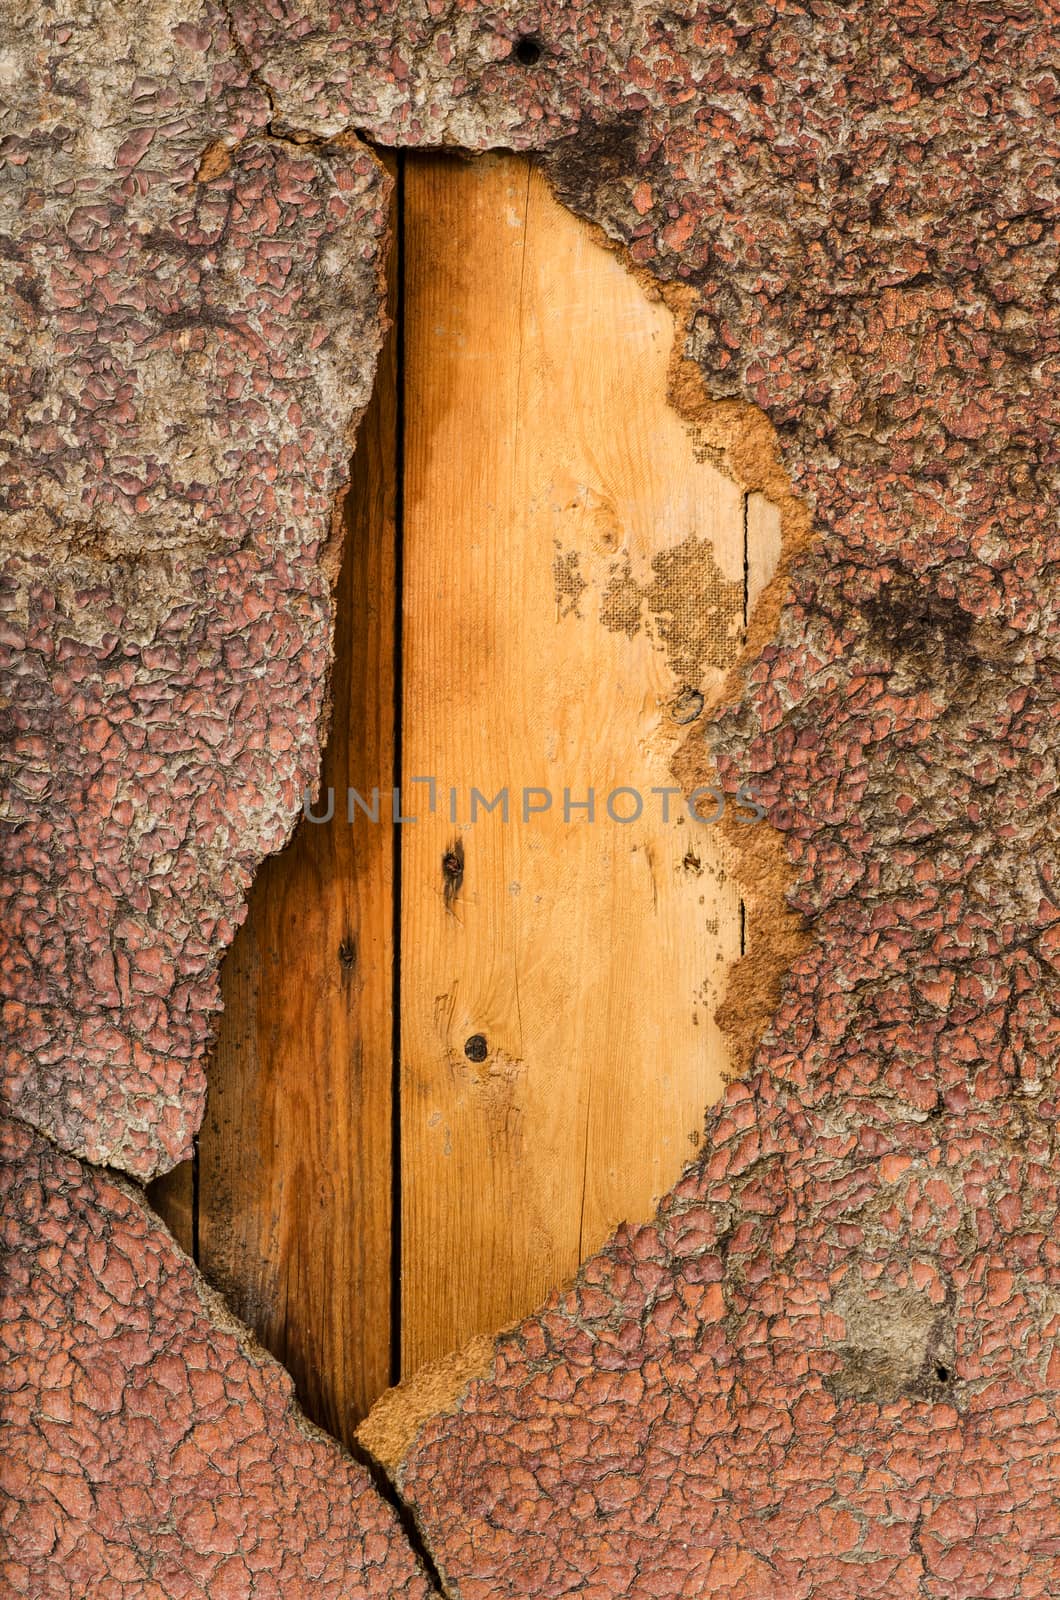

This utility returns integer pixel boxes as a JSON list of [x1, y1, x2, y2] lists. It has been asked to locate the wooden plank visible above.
[[193, 183, 400, 1444], [399, 154, 750, 1374]]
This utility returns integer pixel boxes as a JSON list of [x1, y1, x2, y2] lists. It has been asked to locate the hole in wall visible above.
[[513, 35, 544, 66], [150, 149, 791, 1447]]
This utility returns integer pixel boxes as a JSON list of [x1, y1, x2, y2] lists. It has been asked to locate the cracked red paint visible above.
[[0, 1114, 434, 1599], [1, 1, 392, 1176], [396, 1081, 1060, 1595], [2, 0, 1059, 1594]]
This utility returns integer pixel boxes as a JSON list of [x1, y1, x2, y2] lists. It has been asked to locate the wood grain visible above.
[[189, 198, 400, 1444], [399, 155, 750, 1374]]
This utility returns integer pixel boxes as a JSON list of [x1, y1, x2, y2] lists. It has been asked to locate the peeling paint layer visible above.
[[0, 0, 392, 1176], [2, 0, 1059, 1594], [391, 1084, 1060, 1596], [0, 1114, 435, 1599]]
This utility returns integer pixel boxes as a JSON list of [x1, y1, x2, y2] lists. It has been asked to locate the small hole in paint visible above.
[[514, 35, 543, 66], [935, 1363, 952, 1383]]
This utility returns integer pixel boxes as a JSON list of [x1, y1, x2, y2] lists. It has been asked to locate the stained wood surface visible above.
[[399, 156, 749, 1372], [152, 152, 780, 1420]]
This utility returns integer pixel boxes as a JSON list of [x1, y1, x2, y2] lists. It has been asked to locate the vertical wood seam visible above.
[[389, 152, 406, 1389], [740, 487, 749, 959]]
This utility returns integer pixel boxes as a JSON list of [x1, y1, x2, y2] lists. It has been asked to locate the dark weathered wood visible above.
[[191, 177, 400, 1444]]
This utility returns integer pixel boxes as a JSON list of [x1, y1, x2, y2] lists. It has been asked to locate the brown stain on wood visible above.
[[596, 535, 745, 681]]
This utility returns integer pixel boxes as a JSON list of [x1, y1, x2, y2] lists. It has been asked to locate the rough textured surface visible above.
[[0, 1114, 435, 1599], [396, 1090, 1060, 1597], [2, 0, 1059, 1595], [0, 0, 391, 1175]]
